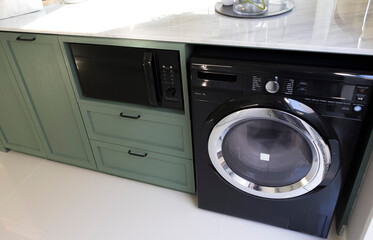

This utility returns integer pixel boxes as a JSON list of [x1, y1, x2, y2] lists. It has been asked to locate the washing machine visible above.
[[189, 48, 373, 238]]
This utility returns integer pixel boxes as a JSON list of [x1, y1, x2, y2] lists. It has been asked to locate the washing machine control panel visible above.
[[245, 73, 372, 119], [245, 73, 296, 95], [190, 57, 372, 120]]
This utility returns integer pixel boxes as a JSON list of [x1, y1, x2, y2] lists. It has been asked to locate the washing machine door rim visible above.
[[208, 107, 331, 199]]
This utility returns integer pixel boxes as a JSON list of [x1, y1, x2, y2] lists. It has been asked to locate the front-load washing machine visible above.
[[190, 49, 372, 238]]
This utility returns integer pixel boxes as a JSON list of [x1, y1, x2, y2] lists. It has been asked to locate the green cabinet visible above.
[[0, 32, 96, 170], [60, 36, 195, 192], [0, 32, 195, 193], [0, 138, 7, 152], [0, 42, 45, 157]]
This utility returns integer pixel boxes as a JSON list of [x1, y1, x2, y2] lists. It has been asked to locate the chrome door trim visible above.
[[208, 108, 331, 199]]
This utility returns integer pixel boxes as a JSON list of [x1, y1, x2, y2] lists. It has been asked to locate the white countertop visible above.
[[0, 0, 372, 55]]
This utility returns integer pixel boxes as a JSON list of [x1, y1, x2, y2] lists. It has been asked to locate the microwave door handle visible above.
[[143, 51, 158, 106]]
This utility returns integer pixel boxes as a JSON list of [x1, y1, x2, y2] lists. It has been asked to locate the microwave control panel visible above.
[[156, 50, 184, 110]]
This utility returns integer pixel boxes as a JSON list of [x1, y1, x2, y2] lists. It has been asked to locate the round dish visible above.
[[215, 0, 295, 18]]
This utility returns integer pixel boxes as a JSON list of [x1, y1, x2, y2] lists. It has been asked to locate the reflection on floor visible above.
[[0, 151, 338, 240]]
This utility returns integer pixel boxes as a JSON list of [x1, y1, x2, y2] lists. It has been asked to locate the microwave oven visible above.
[[69, 43, 183, 110]]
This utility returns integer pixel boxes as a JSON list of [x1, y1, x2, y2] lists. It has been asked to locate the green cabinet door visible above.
[[0, 43, 45, 157], [0, 33, 96, 170], [0, 138, 7, 152]]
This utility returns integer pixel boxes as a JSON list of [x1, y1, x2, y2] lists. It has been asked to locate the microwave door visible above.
[[70, 43, 156, 107]]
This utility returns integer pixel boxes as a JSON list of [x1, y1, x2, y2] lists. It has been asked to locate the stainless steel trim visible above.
[[208, 108, 331, 199]]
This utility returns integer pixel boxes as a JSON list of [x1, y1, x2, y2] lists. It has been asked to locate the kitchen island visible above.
[[0, 0, 372, 239]]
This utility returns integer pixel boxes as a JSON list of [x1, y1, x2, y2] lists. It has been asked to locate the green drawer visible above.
[[80, 103, 192, 159], [91, 140, 195, 193]]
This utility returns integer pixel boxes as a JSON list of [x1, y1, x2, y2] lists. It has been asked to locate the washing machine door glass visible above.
[[222, 119, 313, 187], [208, 108, 331, 199]]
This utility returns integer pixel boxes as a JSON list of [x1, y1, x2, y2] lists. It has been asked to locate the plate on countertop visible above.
[[215, 0, 295, 18]]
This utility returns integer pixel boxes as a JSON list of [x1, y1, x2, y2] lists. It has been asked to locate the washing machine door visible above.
[[208, 108, 331, 199]]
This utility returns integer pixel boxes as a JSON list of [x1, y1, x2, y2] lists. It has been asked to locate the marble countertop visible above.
[[0, 0, 372, 55]]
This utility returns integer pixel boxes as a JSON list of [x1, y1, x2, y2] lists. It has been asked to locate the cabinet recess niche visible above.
[[59, 36, 195, 193], [0, 32, 96, 170]]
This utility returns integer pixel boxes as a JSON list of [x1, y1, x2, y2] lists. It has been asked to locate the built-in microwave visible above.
[[69, 43, 183, 110]]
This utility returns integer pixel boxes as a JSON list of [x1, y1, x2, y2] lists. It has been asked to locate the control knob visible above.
[[265, 76, 280, 94], [166, 87, 177, 98]]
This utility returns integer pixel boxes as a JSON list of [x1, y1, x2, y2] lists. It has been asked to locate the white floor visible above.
[[0, 151, 339, 240]]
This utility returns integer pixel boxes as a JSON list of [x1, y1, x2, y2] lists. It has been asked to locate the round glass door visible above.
[[208, 108, 331, 199]]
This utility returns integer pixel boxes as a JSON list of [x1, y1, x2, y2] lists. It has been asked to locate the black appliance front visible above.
[[69, 43, 183, 110], [190, 55, 372, 238]]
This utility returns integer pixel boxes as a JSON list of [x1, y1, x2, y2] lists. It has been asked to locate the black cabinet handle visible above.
[[16, 36, 36, 42], [119, 112, 141, 119], [128, 150, 147, 158]]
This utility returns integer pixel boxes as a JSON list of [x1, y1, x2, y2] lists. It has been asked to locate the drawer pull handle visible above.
[[119, 112, 141, 119], [16, 36, 36, 42], [128, 150, 147, 158]]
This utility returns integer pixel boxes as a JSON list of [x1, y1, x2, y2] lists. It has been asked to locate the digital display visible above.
[[298, 81, 355, 100], [340, 85, 355, 100]]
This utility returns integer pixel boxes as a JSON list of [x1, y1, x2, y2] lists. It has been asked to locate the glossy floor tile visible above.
[[88, 181, 224, 240], [0, 152, 124, 240], [0, 151, 339, 240], [0, 218, 62, 240], [0, 152, 43, 206]]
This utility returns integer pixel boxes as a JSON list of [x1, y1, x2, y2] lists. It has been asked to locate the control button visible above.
[[354, 106, 362, 112], [299, 81, 308, 86], [355, 94, 366, 101], [265, 81, 280, 94], [357, 86, 369, 93], [166, 87, 177, 98], [341, 106, 351, 112]]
